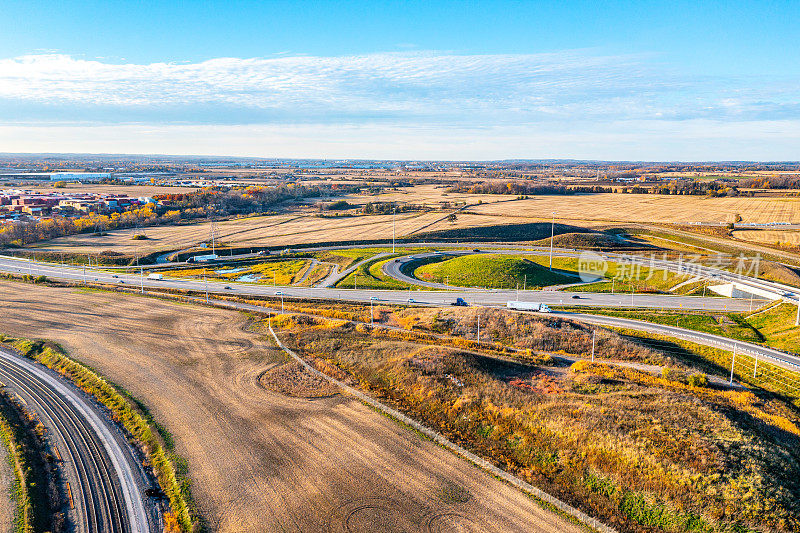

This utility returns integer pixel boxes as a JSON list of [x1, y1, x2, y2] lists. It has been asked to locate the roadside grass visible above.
[[161, 259, 308, 285], [0, 405, 31, 533], [613, 328, 800, 404], [3, 337, 195, 532], [276, 310, 800, 533], [744, 303, 800, 353], [413, 254, 575, 289], [314, 247, 388, 269], [557, 307, 763, 344], [336, 254, 416, 289]]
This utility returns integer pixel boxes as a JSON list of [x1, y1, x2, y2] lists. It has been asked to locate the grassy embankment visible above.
[[335, 247, 436, 289], [3, 337, 195, 532], [562, 303, 799, 354], [273, 307, 800, 533], [414, 254, 575, 288], [0, 406, 31, 533]]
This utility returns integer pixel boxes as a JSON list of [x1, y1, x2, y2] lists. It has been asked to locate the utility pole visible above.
[[140, 268, 144, 294], [204, 270, 209, 304], [549, 212, 555, 271], [795, 298, 800, 326], [753, 350, 758, 378], [729, 343, 737, 384], [591, 330, 595, 362]]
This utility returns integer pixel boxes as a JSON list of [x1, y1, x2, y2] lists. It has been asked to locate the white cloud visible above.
[[0, 50, 720, 124], [1, 51, 799, 158]]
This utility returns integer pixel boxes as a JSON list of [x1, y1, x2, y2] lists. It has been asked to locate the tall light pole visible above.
[[795, 298, 800, 326], [549, 212, 555, 271], [140, 268, 144, 294], [204, 270, 209, 304], [392, 206, 396, 253], [276, 291, 284, 313], [729, 342, 737, 384], [591, 330, 596, 362]]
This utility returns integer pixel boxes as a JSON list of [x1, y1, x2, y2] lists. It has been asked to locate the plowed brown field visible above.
[[0, 281, 582, 533]]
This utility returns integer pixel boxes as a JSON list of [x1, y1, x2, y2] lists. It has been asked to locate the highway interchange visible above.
[[0, 243, 798, 531]]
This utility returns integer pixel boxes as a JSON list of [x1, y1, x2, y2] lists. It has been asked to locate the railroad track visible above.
[[0, 347, 155, 532]]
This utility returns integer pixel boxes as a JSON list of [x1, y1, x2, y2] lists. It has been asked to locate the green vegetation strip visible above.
[[5, 338, 195, 532], [0, 408, 31, 533]]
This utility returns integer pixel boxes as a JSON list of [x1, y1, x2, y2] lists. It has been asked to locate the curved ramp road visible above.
[[0, 255, 760, 311], [554, 312, 800, 371], [0, 347, 155, 533]]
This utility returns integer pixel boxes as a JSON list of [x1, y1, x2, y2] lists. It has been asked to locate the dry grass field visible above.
[[733, 229, 800, 248], [350, 185, 800, 224], [0, 281, 583, 533], [29, 211, 504, 256]]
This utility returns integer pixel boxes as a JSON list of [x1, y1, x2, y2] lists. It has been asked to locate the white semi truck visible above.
[[506, 301, 551, 313], [147, 273, 164, 280]]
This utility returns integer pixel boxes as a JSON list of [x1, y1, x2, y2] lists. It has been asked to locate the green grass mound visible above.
[[533, 231, 639, 249], [414, 254, 575, 288]]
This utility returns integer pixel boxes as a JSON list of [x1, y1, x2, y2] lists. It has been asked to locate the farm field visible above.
[[350, 185, 800, 224], [28, 211, 505, 257], [0, 281, 583, 533], [733, 229, 800, 248]]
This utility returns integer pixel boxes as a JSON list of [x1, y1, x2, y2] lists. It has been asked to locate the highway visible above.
[[0, 346, 156, 532], [0, 255, 761, 312]]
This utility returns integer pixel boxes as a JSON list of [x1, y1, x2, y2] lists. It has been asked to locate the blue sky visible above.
[[1, 0, 799, 160]]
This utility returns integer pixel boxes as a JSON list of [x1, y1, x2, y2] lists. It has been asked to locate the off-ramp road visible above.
[[0, 281, 583, 533]]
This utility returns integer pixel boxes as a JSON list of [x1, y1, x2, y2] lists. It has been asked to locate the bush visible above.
[[687, 372, 709, 388], [131, 234, 149, 240]]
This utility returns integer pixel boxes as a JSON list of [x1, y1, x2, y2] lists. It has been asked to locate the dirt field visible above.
[[0, 281, 582, 533]]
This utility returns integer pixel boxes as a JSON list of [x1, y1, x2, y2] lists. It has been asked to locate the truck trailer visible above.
[[506, 301, 551, 313]]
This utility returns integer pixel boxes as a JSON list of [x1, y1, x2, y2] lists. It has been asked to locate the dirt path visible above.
[[0, 281, 583, 533]]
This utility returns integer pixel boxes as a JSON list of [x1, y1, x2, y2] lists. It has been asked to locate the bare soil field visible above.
[[0, 281, 583, 533]]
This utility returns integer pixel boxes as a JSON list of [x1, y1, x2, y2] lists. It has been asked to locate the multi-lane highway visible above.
[[0, 255, 761, 312], [0, 346, 156, 532]]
